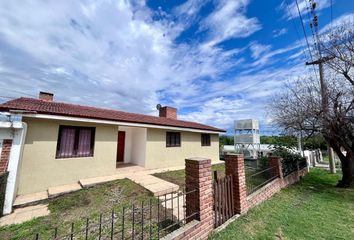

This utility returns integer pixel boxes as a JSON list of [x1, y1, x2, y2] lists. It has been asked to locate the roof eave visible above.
[[14, 112, 226, 134]]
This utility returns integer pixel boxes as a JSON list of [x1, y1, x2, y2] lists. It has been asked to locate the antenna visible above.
[[156, 104, 162, 110]]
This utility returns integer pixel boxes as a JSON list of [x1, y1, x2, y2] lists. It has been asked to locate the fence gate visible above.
[[213, 173, 235, 228]]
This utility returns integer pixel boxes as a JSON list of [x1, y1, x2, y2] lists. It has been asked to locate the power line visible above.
[[0, 96, 17, 100], [284, 0, 310, 61], [284, 0, 318, 80], [290, 0, 319, 81], [294, 0, 315, 61], [306, 0, 321, 57], [308, 0, 322, 57], [0, 87, 36, 98]]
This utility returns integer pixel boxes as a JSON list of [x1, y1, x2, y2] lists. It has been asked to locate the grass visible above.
[[0, 179, 158, 240], [153, 163, 268, 195], [210, 168, 354, 240], [153, 163, 226, 187]]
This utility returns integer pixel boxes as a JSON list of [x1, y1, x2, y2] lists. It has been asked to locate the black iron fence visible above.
[[282, 157, 307, 177], [298, 157, 307, 170], [245, 166, 278, 195], [29, 187, 198, 240], [0, 171, 8, 217]]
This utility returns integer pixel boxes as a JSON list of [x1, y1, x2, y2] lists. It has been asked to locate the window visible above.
[[166, 132, 181, 147], [56, 126, 95, 159], [201, 134, 211, 146]]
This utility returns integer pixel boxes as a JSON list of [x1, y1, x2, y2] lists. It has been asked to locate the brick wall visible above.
[[247, 157, 308, 209], [247, 179, 282, 209], [166, 155, 308, 239], [0, 140, 12, 173]]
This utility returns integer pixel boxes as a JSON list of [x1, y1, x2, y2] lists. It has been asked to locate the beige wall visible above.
[[18, 118, 118, 195], [17, 117, 220, 194], [145, 128, 219, 169]]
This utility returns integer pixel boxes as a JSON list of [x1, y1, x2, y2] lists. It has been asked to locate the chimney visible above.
[[39, 91, 54, 101], [159, 106, 177, 119]]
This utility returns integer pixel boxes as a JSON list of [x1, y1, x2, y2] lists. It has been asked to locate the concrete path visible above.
[[128, 174, 179, 196], [163, 192, 185, 221], [13, 191, 48, 208], [0, 204, 49, 226]]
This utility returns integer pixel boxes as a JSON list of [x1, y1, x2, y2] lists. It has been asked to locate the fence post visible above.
[[269, 156, 283, 179], [185, 157, 213, 224], [225, 154, 248, 215]]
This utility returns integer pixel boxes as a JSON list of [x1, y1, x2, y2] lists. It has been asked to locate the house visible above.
[[0, 92, 225, 214]]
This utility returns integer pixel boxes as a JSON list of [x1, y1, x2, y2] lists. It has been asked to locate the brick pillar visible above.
[[269, 156, 283, 179], [225, 154, 248, 214], [0, 140, 12, 174], [185, 157, 213, 224]]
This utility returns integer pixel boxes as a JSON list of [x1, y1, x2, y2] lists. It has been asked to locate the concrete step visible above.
[[13, 191, 48, 208], [48, 183, 82, 198]]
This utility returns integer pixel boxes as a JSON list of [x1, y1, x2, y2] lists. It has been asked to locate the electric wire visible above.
[[285, 0, 319, 81]]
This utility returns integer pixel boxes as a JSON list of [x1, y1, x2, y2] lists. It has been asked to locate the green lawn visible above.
[[210, 168, 354, 240], [153, 163, 226, 187], [153, 163, 265, 194], [0, 179, 158, 240]]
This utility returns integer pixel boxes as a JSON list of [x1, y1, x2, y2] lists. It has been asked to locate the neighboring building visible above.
[[223, 144, 274, 158], [0, 92, 225, 214]]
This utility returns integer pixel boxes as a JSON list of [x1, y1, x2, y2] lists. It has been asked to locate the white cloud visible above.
[[0, 0, 243, 115], [320, 12, 354, 33], [200, 0, 261, 46], [0, 0, 331, 133], [273, 28, 288, 37], [249, 42, 272, 59], [280, 0, 330, 20]]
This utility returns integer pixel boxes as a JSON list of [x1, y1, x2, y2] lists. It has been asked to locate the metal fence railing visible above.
[[298, 158, 307, 170], [245, 166, 279, 195], [30, 187, 198, 240], [282, 158, 307, 177]]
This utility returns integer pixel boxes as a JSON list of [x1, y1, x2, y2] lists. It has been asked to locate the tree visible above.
[[270, 20, 354, 187], [219, 135, 234, 146], [303, 134, 327, 151], [260, 135, 298, 148]]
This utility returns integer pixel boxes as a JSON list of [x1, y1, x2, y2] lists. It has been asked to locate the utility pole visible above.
[[306, 56, 336, 173]]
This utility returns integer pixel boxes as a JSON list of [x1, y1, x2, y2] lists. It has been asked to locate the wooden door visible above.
[[117, 131, 125, 163]]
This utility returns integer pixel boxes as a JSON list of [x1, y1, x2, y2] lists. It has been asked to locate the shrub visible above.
[[272, 146, 305, 176]]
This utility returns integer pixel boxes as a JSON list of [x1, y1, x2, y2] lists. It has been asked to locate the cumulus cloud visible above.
[[0, 1, 241, 114]]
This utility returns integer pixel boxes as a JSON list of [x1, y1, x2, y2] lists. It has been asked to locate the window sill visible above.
[[55, 155, 94, 160]]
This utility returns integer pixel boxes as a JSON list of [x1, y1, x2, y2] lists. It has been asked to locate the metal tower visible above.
[[234, 119, 260, 158]]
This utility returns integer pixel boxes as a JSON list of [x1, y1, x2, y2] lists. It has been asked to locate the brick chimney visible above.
[[159, 106, 177, 119], [39, 91, 54, 101]]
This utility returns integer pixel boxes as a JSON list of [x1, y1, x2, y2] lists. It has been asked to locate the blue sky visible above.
[[0, 0, 353, 134]]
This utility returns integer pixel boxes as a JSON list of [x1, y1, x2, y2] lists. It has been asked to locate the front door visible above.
[[117, 131, 125, 163]]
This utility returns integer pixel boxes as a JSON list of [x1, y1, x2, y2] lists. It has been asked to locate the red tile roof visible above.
[[0, 98, 225, 132]]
